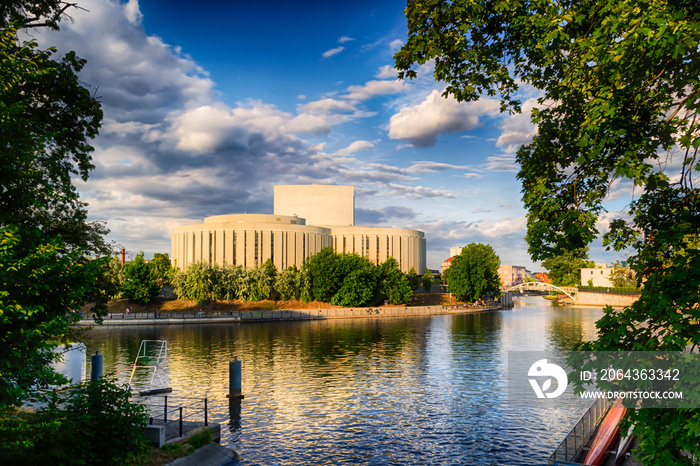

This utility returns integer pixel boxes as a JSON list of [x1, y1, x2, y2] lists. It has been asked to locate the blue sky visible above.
[[32, 0, 634, 270]]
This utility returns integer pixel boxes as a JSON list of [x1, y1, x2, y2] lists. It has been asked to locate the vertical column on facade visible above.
[[368, 234, 378, 264], [261, 230, 272, 265], [273, 231, 283, 271], [244, 231, 255, 268], [421, 237, 427, 274], [295, 232, 304, 266], [353, 234, 361, 256], [235, 229, 245, 268], [286, 232, 296, 268], [224, 230, 234, 265], [203, 231, 212, 264], [215, 230, 225, 266], [378, 235, 388, 264], [193, 231, 202, 264], [391, 235, 401, 266], [401, 236, 409, 272]]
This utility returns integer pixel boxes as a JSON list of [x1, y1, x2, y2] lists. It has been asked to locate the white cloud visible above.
[[339, 36, 355, 43], [496, 98, 541, 153], [322, 46, 345, 58], [406, 161, 472, 174], [485, 155, 519, 173], [336, 140, 375, 156], [389, 39, 403, 50], [385, 184, 457, 199], [298, 98, 357, 114], [342, 80, 407, 101], [123, 0, 143, 25], [388, 90, 500, 147], [376, 65, 397, 79]]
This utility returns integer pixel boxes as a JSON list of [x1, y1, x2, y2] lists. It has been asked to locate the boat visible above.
[[584, 398, 627, 465], [615, 424, 635, 465]]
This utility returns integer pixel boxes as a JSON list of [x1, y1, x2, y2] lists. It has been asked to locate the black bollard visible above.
[[228, 357, 244, 399], [91, 350, 103, 381]]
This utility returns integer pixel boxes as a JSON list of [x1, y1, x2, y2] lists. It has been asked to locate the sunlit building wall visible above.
[[171, 185, 426, 273]]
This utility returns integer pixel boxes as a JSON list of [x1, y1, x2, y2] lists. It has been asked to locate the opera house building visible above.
[[171, 185, 426, 273]]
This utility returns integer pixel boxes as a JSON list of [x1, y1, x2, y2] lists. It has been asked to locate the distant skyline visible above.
[[31, 0, 635, 270]]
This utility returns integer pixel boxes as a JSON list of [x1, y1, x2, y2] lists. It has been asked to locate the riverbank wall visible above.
[[574, 291, 639, 307], [76, 304, 501, 326]]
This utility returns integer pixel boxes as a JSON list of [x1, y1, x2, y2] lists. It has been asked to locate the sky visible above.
[[29, 0, 636, 271]]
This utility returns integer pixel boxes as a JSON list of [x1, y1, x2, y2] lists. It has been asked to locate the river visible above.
[[81, 296, 604, 465]]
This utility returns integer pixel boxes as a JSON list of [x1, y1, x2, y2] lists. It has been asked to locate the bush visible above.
[[0, 378, 149, 465]]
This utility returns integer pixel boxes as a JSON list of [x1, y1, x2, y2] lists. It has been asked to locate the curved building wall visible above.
[[327, 226, 426, 273], [171, 214, 333, 271]]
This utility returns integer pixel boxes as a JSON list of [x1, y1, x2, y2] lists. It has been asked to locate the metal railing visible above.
[[548, 397, 613, 464], [81, 304, 502, 323], [147, 395, 209, 439]]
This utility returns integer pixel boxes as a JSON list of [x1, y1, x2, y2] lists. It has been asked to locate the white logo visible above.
[[528, 359, 568, 398]]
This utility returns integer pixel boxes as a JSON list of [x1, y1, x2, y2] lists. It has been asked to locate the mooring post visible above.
[[90, 350, 103, 382], [229, 357, 244, 399]]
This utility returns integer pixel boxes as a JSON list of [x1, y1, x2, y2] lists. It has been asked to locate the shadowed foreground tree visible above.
[[396, 0, 699, 461], [0, 0, 106, 408]]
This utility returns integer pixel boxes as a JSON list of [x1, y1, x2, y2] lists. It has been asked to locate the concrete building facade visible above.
[[171, 185, 426, 273], [498, 265, 528, 288], [580, 267, 615, 287]]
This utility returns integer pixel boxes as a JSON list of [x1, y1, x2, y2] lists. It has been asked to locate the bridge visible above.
[[504, 282, 578, 302]]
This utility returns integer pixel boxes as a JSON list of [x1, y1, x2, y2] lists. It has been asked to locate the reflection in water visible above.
[[82, 297, 603, 465]]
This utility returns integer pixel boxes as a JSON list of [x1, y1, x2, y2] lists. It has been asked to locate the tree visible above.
[[406, 267, 421, 290], [379, 258, 413, 305], [275, 266, 300, 301], [122, 253, 160, 304], [302, 247, 340, 302], [542, 248, 595, 287], [0, 1, 107, 408], [149, 253, 172, 284], [608, 260, 637, 288], [332, 267, 378, 307], [0, 228, 108, 407], [421, 272, 432, 292], [396, 0, 700, 460], [445, 244, 501, 302], [0, 18, 106, 257]]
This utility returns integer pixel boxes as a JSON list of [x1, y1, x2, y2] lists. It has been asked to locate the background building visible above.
[[171, 185, 426, 273], [580, 266, 614, 287]]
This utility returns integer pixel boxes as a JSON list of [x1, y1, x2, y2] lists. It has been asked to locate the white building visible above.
[[171, 185, 426, 273]]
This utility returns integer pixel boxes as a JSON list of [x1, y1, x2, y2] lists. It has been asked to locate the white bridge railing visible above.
[[504, 282, 578, 301]]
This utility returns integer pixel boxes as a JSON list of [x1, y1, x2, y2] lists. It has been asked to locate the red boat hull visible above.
[[584, 398, 627, 466]]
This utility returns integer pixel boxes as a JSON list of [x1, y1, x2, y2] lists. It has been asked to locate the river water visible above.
[[82, 296, 603, 465]]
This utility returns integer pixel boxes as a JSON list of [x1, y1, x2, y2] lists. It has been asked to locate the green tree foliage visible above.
[[0, 228, 108, 407], [104, 255, 125, 300], [121, 253, 160, 305], [379, 257, 413, 305], [0, 378, 149, 465], [149, 253, 172, 284], [445, 244, 501, 302], [406, 267, 421, 290], [608, 260, 637, 288], [0, 1, 108, 409], [396, 0, 700, 460], [332, 268, 378, 307], [542, 248, 595, 287], [275, 266, 301, 301], [421, 272, 432, 292], [302, 247, 341, 302], [0, 18, 107, 257]]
